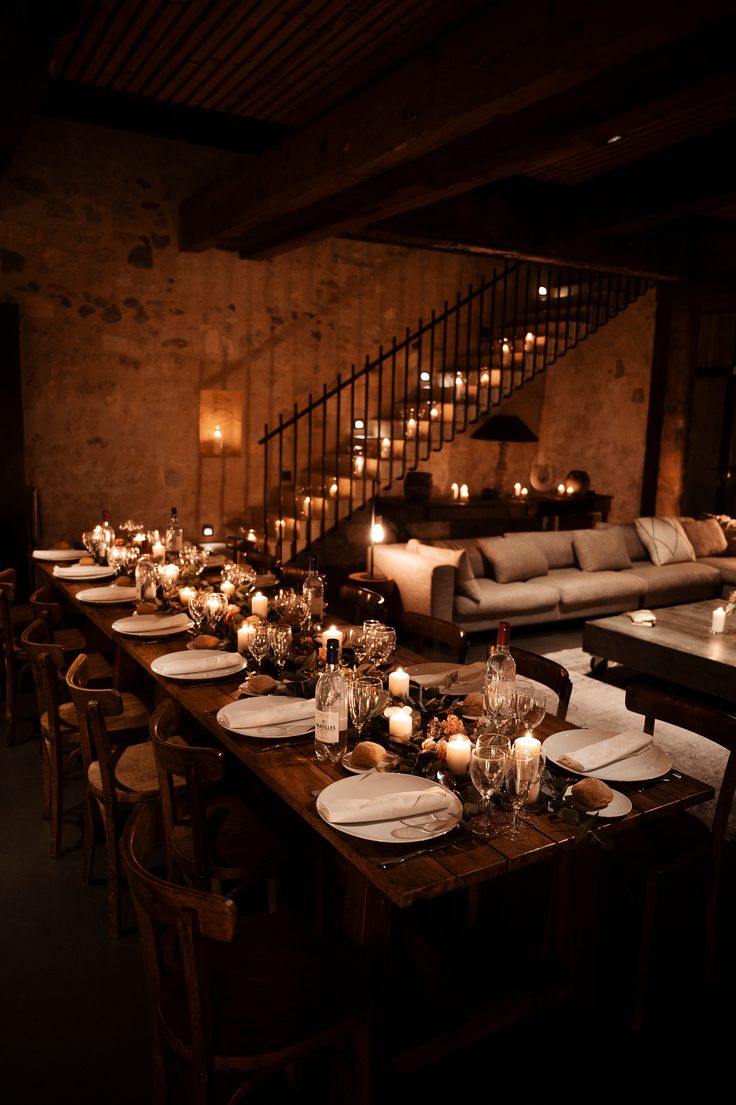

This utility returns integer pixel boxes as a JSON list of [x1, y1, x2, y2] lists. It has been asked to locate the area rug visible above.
[[544, 648, 732, 837]]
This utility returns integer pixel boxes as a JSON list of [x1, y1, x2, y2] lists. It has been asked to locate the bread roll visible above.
[[462, 692, 484, 716], [571, 778, 613, 811], [78, 556, 95, 566], [113, 575, 134, 587], [53, 541, 71, 550], [350, 741, 387, 769], [189, 634, 222, 650], [136, 602, 159, 615], [245, 674, 278, 695]]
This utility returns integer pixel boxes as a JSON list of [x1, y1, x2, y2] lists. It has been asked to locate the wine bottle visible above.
[[314, 639, 348, 762], [165, 505, 183, 556], [486, 620, 516, 687], [302, 553, 325, 630]]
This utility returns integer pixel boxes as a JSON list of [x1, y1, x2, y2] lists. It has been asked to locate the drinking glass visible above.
[[505, 745, 546, 840], [188, 591, 209, 634], [483, 680, 519, 738], [106, 544, 128, 575], [345, 626, 368, 668], [470, 737, 511, 839], [348, 675, 384, 741], [269, 623, 292, 674], [248, 624, 271, 672], [203, 591, 229, 631], [515, 680, 547, 738], [82, 530, 102, 560]]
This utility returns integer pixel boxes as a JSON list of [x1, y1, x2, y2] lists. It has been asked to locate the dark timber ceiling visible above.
[[5, 0, 736, 280]]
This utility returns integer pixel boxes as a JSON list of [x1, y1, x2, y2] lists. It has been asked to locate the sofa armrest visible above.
[[373, 544, 456, 621]]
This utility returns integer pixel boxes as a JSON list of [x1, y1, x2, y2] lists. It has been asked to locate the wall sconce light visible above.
[[199, 390, 243, 456]]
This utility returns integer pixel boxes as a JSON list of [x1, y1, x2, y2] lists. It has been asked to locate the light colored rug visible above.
[[545, 648, 732, 837]]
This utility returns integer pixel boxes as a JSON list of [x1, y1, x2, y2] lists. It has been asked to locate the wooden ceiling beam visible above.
[[179, 0, 733, 252]]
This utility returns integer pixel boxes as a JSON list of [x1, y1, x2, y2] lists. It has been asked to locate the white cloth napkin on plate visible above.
[[558, 729, 653, 773], [410, 661, 485, 693], [114, 613, 190, 633], [218, 697, 315, 730], [318, 784, 455, 824], [155, 651, 241, 676], [53, 564, 108, 577]]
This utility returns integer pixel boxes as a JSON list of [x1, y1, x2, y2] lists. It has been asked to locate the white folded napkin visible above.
[[410, 661, 486, 693], [318, 784, 456, 824], [558, 728, 653, 773], [218, 696, 316, 730], [53, 564, 109, 577], [114, 613, 190, 633], [155, 651, 242, 676]]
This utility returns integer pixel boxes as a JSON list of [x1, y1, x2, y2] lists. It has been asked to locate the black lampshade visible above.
[[471, 414, 538, 443]]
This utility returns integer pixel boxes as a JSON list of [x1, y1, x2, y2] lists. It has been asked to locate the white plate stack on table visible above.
[[216, 695, 316, 739], [112, 612, 193, 638], [75, 585, 139, 604], [316, 774, 463, 843], [151, 650, 247, 681], [544, 727, 672, 782], [53, 564, 115, 580], [32, 549, 82, 562], [405, 661, 486, 696]]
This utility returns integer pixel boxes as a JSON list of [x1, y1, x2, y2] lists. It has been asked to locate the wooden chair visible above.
[[0, 569, 33, 745], [612, 679, 736, 1030], [150, 700, 292, 906], [121, 802, 371, 1105], [338, 583, 385, 625], [29, 584, 113, 683], [509, 646, 572, 721], [65, 653, 157, 938], [401, 610, 469, 664]]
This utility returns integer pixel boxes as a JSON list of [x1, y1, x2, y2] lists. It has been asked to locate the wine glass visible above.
[[269, 623, 292, 675], [348, 675, 384, 742], [515, 680, 547, 739], [203, 591, 229, 632], [345, 626, 368, 669], [188, 591, 209, 635], [483, 680, 519, 738], [470, 737, 511, 839], [247, 624, 271, 672], [505, 744, 546, 841], [373, 626, 396, 664]]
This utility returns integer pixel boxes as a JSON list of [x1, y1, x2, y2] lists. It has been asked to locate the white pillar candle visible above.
[[151, 541, 166, 562], [237, 624, 255, 655], [514, 734, 542, 803], [179, 586, 196, 607], [220, 580, 235, 598], [324, 625, 343, 656], [445, 734, 471, 775], [450, 482, 459, 500], [460, 483, 469, 500], [712, 606, 726, 634], [388, 707, 413, 739], [251, 591, 269, 618], [388, 667, 410, 699], [513, 482, 522, 497]]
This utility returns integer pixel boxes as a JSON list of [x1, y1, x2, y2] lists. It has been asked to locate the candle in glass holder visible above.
[[388, 706, 413, 739], [388, 667, 410, 699], [220, 580, 235, 598], [445, 734, 471, 775], [514, 734, 542, 802], [712, 606, 726, 634], [158, 563, 180, 595], [251, 591, 268, 618], [323, 625, 343, 656], [152, 541, 165, 562], [237, 623, 255, 654]]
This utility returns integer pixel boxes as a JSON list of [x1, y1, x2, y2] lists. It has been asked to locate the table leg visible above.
[[342, 865, 393, 953]]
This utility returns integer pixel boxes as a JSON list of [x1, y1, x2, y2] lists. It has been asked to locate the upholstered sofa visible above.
[[373, 516, 736, 633]]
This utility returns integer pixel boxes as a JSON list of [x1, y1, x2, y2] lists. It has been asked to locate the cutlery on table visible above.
[[375, 829, 472, 868]]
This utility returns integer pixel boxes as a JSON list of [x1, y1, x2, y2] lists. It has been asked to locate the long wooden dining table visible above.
[[40, 561, 716, 1074]]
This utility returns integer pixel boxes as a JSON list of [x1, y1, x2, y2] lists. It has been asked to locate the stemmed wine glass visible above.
[[269, 623, 292, 676], [247, 624, 271, 672], [203, 592, 229, 633], [469, 734, 511, 839], [348, 675, 384, 743], [505, 743, 546, 840], [346, 626, 368, 669], [515, 680, 547, 738], [483, 680, 519, 739], [188, 591, 209, 635]]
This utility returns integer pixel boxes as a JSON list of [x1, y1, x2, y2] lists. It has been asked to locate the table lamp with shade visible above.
[[470, 414, 539, 496]]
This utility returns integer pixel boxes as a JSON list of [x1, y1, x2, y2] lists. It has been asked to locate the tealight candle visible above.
[[388, 706, 413, 739], [712, 606, 726, 634], [514, 734, 542, 803], [460, 483, 469, 500], [179, 586, 196, 607], [251, 591, 268, 618], [521, 486, 528, 496], [450, 482, 459, 500], [323, 625, 343, 656], [445, 734, 471, 775], [388, 667, 410, 699], [152, 541, 166, 562], [237, 623, 255, 655], [220, 580, 235, 598]]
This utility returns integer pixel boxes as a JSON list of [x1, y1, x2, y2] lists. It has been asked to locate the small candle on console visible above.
[[712, 606, 726, 634], [151, 541, 165, 562], [513, 482, 522, 497], [445, 735, 471, 775], [220, 580, 235, 598], [324, 625, 343, 656], [566, 485, 574, 495], [557, 483, 566, 495], [450, 482, 459, 500], [388, 667, 410, 699], [251, 591, 268, 618], [388, 706, 413, 739], [460, 483, 469, 500], [237, 623, 255, 655], [521, 486, 528, 496]]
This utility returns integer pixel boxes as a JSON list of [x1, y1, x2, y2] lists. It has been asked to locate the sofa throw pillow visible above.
[[409, 540, 482, 603], [429, 537, 485, 578], [634, 516, 696, 566], [679, 517, 728, 558], [594, 521, 648, 561], [477, 535, 549, 584], [573, 528, 632, 572]]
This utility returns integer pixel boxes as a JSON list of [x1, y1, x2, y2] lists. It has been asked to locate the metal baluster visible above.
[[475, 275, 485, 422], [401, 328, 410, 480], [451, 293, 461, 440], [320, 384, 328, 544], [334, 374, 342, 528], [291, 403, 299, 561], [439, 305, 449, 443], [262, 428, 269, 556], [487, 270, 497, 414], [414, 320, 423, 469], [306, 392, 313, 550], [276, 413, 284, 563], [460, 285, 471, 431], [388, 338, 397, 488], [376, 347, 384, 488]]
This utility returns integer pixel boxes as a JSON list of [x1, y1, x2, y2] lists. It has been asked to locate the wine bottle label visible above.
[[315, 709, 341, 744]]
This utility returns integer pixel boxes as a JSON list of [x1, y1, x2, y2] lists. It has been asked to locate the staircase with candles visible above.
[[257, 259, 655, 563]]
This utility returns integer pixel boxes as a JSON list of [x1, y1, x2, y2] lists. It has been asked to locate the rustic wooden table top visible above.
[[583, 598, 736, 702]]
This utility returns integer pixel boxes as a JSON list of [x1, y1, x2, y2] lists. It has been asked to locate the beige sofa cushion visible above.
[[529, 530, 577, 568], [454, 578, 560, 619], [407, 539, 481, 603], [635, 516, 695, 566], [594, 521, 648, 561], [679, 517, 728, 558], [573, 528, 632, 572], [697, 556, 736, 585], [477, 535, 549, 584], [428, 537, 485, 578], [627, 561, 722, 603], [528, 568, 641, 612]]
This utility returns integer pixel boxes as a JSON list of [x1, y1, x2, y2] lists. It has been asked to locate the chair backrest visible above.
[[30, 584, 64, 628], [66, 653, 124, 776], [509, 646, 573, 720], [20, 618, 68, 744], [401, 610, 469, 664], [120, 803, 237, 1101], [625, 680, 736, 860], [150, 700, 225, 888], [338, 583, 385, 625]]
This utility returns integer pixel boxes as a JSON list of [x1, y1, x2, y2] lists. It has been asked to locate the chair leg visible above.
[[49, 744, 64, 859], [351, 1022, 372, 1105], [705, 887, 719, 986], [632, 875, 658, 1033], [41, 740, 51, 820], [4, 659, 18, 746], [99, 803, 122, 939], [266, 876, 278, 914], [82, 791, 97, 884]]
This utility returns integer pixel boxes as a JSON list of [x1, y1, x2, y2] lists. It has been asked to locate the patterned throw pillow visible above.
[[634, 517, 696, 566]]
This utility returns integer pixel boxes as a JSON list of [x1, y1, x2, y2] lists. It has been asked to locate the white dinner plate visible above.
[[112, 618, 193, 639], [32, 548, 82, 561], [53, 564, 115, 580], [75, 586, 139, 604], [405, 661, 485, 696], [216, 694, 315, 739], [316, 774, 463, 843], [151, 651, 246, 681], [545, 728, 672, 782], [564, 785, 633, 819]]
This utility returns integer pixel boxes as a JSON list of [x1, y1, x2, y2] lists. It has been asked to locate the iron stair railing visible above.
[[258, 259, 655, 561]]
